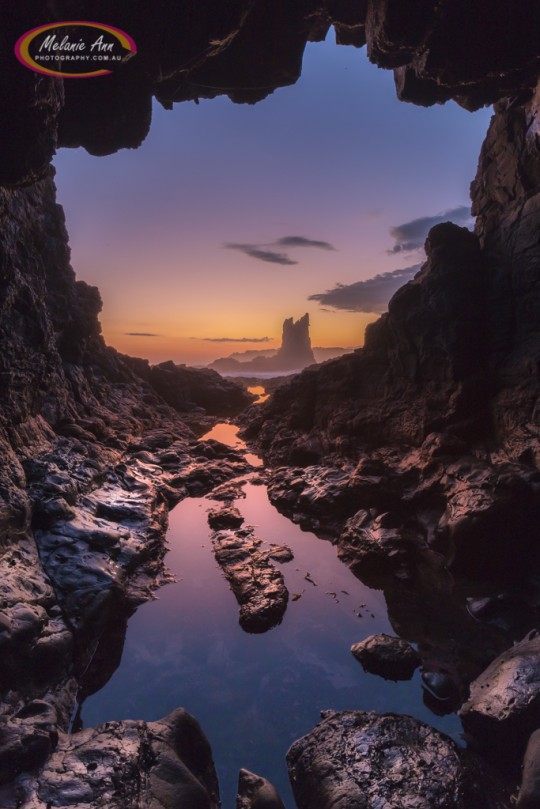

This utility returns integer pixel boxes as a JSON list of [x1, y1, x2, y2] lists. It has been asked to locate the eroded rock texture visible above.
[[460, 632, 540, 760], [287, 711, 511, 809], [0, 708, 220, 809], [208, 506, 293, 633]]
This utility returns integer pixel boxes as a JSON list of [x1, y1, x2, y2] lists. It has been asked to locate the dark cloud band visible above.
[[274, 236, 336, 250], [388, 206, 472, 254], [308, 265, 421, 313], [195, 336, 272, 343], [224, 243, 298, 265], [223, 234, 336, 265]]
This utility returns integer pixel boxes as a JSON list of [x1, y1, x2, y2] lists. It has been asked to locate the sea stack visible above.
[[210, 314, 317, 374], [273, 314, 316, 371]]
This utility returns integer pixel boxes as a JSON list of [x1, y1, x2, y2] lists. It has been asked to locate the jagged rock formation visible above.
[[211, 314, 316, 374], [274, 315, 316, 371], [3, 2, 540, 188], [1, 1, 540, 807]]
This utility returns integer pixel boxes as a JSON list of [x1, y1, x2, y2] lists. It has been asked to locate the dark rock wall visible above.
[[3, 2, 540, 187]]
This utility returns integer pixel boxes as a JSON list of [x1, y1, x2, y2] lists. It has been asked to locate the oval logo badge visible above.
[[15, 21, 137, 78]]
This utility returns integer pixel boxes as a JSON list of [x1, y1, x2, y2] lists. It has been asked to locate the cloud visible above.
[[125, 332, 160, 337], [308, 264, 422, 314], [388, 206, 472, 254], [223, 234, 336, 265], [274, 236, 336, 251], [224, 243, 298, 266], [195, 336, 272, 343]]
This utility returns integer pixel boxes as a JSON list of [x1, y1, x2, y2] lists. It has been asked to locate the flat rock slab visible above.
[[460, 631, 540, 754], [287, 711, 511, 809], [210, 525, 292, 633], [351, 633, 421, 681]]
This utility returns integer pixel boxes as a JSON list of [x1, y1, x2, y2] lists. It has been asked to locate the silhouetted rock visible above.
[[287, 711, 511, 809], [125, 358, 254, 416], [211, 315, 316, 374], [3, 3, 540, 186]]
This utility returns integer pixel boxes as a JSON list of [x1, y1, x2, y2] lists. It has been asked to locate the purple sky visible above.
[[54, 35, 492, 366]]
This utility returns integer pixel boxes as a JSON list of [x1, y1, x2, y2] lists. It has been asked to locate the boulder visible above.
[[237, 768, 287, 809], [287, 710, 511, 809], [351, 633, 420, 680], [207, 506, 245, 530], [517, 729, 540, 809], [460, 631, 540, 757]]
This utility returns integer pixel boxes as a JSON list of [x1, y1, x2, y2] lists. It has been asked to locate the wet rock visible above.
[[421, 671, 461, 715], [237, 768, 287, 809], [210, 526, 292, 633], [466, 593, 532, 635], [460, 631, 540, 758], [209, 480, 247, 501], [351, 633, 420, 680], [18, 708, 220, 809], [182, 457, 250, 497], [287, 710, 511, 809], [517, 729, 540, 809], [339, 509, 427, 587], [208, 506, 245, 530]]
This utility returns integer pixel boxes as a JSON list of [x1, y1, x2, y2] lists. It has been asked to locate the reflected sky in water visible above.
[[83, 478, 463, 807]]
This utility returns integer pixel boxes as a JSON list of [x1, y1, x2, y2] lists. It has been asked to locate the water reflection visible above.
[[200, 421, 263, 467], [82, 481, 463, 808], [247, 385, 270, 404]]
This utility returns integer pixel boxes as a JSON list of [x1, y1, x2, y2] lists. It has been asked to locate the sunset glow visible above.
[[55, 36, 491, 368]]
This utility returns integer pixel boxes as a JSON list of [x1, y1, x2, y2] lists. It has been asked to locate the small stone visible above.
[[208, 506, 245, 530], [351, 634, 420, 681], [237, 768, 286, 809]]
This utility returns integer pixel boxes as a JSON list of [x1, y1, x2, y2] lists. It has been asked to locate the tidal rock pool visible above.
[[81, 423, 462, 807]]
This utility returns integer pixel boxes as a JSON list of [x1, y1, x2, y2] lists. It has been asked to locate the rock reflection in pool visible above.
[[81, 482, 463, 808]]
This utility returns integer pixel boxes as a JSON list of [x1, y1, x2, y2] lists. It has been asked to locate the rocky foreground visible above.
[[2, 1, 540, 807]]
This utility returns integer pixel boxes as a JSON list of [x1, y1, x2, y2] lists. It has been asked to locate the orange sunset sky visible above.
[[54, 37, 491, 367]]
